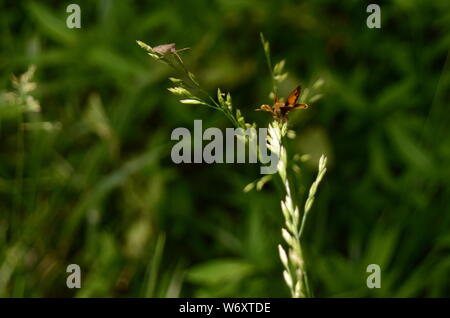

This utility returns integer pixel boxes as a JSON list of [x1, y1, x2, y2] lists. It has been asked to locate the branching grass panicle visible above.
[[137, 35, 327, 298]]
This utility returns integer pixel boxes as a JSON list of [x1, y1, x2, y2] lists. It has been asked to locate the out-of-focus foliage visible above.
[[0, 0, 449, 297]]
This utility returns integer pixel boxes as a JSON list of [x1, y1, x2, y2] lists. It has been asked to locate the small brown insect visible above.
[[152, 43, 190, 63], [256, 86, 308, 121]]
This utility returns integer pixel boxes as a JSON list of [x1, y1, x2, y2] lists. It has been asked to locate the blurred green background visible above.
[[1, 0, 449, 297]]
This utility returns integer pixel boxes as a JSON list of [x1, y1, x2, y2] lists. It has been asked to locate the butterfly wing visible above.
[[292, 103, 308, 109], [286, 86, 301, 107]]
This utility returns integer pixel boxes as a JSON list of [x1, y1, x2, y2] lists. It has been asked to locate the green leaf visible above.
[[27, 2, 77, 45], [186, 259, 254, 285], [387, 120, 433, 172]]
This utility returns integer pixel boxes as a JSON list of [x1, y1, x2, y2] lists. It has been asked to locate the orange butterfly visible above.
[[256, 86, 308, 121]]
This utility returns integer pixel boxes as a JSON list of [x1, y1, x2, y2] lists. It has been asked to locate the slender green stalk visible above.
[[259, 33, 327, 297], [136, 40, 246, 129], [260, 33, 277, 97]]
